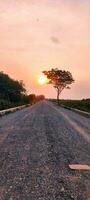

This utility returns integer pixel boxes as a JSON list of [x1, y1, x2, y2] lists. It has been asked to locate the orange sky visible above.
[[0, 0, 90, 99]]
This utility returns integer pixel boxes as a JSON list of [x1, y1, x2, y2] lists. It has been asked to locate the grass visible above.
[[50, 99, 90, 113]]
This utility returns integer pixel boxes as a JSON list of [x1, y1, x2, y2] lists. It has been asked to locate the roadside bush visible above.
[[0, 99, 14, 110]]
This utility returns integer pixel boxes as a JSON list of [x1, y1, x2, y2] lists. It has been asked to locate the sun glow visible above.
[[38, 74, 48, 85]]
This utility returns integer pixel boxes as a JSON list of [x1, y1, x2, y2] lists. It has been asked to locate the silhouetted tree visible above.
[[43, 68, 74, 104], [29, 94, 36, 104], [28, 94, 45, 104], [0, 72, 26, 103], [36, 95, 45, 101]]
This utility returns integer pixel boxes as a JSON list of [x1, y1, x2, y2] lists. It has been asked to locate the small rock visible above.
[[61, 186, 65, 192], [71, 195, 74, 199]]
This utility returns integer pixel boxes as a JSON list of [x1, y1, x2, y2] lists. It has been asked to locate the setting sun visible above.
[[38, 74, 48, 85]]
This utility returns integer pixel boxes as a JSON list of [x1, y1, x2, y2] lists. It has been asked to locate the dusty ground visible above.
[[0, 100, 90, 200]]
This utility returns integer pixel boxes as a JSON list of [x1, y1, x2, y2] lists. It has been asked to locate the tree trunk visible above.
[[57, 89, 60, 105]]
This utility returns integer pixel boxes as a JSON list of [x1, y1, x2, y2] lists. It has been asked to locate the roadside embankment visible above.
[[61, 104, 90, 118], [0, 105, 29, 117]]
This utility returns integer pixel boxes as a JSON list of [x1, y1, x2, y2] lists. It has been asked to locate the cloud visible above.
[[50, 36, 60, 44]]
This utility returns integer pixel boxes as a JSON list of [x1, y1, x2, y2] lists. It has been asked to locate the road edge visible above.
[[60, 104, 90, 118], [0, 104, 30, 117]]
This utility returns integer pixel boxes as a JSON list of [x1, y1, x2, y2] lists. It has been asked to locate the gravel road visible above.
[[0, 100, 90, 200]]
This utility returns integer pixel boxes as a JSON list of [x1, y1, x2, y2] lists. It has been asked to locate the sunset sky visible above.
[[0, 0, 90, 99]]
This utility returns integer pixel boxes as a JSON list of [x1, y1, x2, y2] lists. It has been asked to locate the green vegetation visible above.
[[51, 99, 90, 113], [0, 71, 27, 110], [0, 72, 45, 110]]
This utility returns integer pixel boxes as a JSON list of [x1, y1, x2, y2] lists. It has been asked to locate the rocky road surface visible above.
[[0, 100, 90, 200]]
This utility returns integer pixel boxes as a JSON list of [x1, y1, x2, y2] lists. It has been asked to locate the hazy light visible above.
[[38, 74, 48, 85], [0, 0, 90, 98]]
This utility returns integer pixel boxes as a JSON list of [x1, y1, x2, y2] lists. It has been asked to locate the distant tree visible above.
[[27, 94, 45, 104], [43, 68, 74, 104], [29, 94, 36, 104], [36, 95, 45, 101]]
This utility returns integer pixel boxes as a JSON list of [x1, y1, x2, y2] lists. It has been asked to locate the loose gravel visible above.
[[0, 100, 90, 200]]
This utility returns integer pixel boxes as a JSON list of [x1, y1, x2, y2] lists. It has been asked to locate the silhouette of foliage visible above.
[[0, 71, 45, 110], [36, 95, 45, 101], [43, 68, 74, 103], [28, 94, 45, 104], [0, 71, 27, 109], [0, 71, 26, 103]]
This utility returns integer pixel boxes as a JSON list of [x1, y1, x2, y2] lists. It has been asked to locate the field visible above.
[[50, 99, 90, 113]]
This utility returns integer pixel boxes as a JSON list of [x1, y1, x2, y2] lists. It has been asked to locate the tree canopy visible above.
[[43, 68, 74, 103], [0, 71, 26, 103]]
